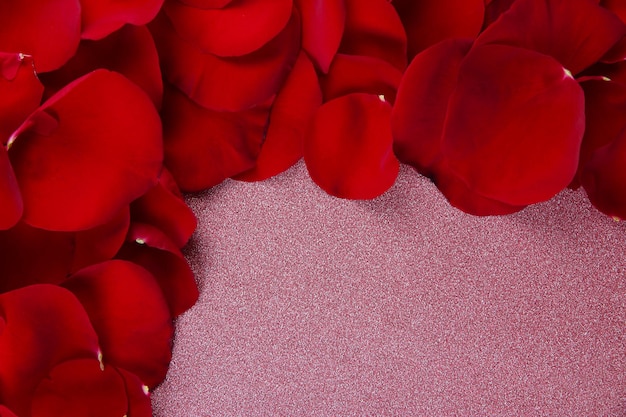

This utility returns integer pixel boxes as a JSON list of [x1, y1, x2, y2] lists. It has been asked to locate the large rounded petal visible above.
[[441, 44, 584, 206], [161, 83, 270, 191], [0, 0, 81, 72], [9, 70, 163, 232], [304, 93, 399, 199], [41, 25, 163, 108], [294, 0, 346, 73], [117, 223, 199, 317], [582, 128, 626, 220], [0, 285, 99, 416], [476, 0, 626, 74], [80, 0, 165, 40], [151, 10, 300, 111], [392, 38, 473, 175], [63, 260, 173, 388], [236, 53, 322, 182], [340, 0, 407, 71], [130, 168, 197, 248], [0, 54, 43, 145], [392, 0, 484, 59], [164, 0, 293, 56], [31, 359, 128, 417], [0, 148, 22, 231]]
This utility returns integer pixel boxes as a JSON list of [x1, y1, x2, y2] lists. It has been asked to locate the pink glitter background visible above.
[[152, 162, 626, 416]]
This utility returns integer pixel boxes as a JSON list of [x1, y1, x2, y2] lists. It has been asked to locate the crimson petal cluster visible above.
[[2, 0, 626, 415]]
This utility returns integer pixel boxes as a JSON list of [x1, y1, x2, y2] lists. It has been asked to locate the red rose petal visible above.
[[304, 93, 399, 199], [0, 0, 81, 72], [63, 260, 173, 388], [71, 207, 131, 272], [392, 0, 484, 59], [151, 10, 300, 112], [0, 53, 44, 145], [340, 0, 407, 71], [392, 38, 473, 176], [482, 0, 516, 28], [0, 223, 74, 293], [236, 53, 322, 182], [9, 70, 163, 232], [31, 359, 128, 417], [603, 0, 626, 23], [41, 25, 163, 108], [117, 368, 152, 417], [161, 83, 270, 192], [80, 0, 165, 40], [0, 285, 99, 416], [582, 127, 626, 220], [441, 44, 584, 206], [176, 0, 233, 7], [0, 148, 22, 231], [130, 168, 197, 248], [117, 223, 199, 317], [476, 0, 626, 74], [0, 406, 18, 417], [164, 0, 293, 57], [294, 0, 346, 73], [320, 53, 402, 103]]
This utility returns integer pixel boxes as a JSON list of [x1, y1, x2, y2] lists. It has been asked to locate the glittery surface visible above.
[[152, 161, 626, 416]]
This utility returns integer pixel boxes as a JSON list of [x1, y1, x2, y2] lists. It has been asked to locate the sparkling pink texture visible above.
[[151, 161, 626, 416]]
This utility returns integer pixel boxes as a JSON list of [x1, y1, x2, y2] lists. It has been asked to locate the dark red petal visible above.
[[117, 223, 199, 317], [177, 0, 233, 7], [435, 166, 526, 216], [80, 0, 165, 40], [0, 406, 18, 417], [476, 0, 626, 74], [441, 44, 584, 206], [31, 359, 127, 417], [0, 147, 22, 230], [164, 0, 293, 57], [603, 0, 626, 23], [0, 0, 80, 72], [63, 260, 173, 387], [117, 368, 152, 417], [482, 0, 516, 28], [392, 0, 484, 59], [161, 83, 270, 191], [9, 70, 163, 231], [392, 38, 473, 175], [582, 127, 626, 220], [41, 25, 163, 108], [130, 168, 197, 248], [304, 93, 399, 199], [236, 53, 322, 182], [320, 53, 402, 103], [0, 285, 99, 416], [0, 223, 73, 293], [71, 207, 130, 272], [340, 0, 407, 71], [294, 0, 346, 73], [151, 10, 300, 112], [0, 54, 43, 145]]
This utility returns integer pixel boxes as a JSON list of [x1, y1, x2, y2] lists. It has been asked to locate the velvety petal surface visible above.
[[0, 54, 44, 145], [441, 44, 585, 206], [161, 84, 270, 191], [236, 53, 322, 182], [31, 359, 128, 417], [80, 0, 165, 40], [0, 0, 81, 72], [41, 25, 163, 108], [392, 0, 484, 59], [304, 93, 399, 199], [117, 223, 199, 317], [164, 0, 293, 56], [9, 70, 163, 231], [294, 0, 346, 73], [63, 260, 173, 388], [476, 0, 626, 74], [151, 10, 300, 111], [0, 285, 99, 416], [0, 148, 22, 231]]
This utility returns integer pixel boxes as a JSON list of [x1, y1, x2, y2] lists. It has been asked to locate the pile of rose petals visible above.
[[1, 0, 626, 414]]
